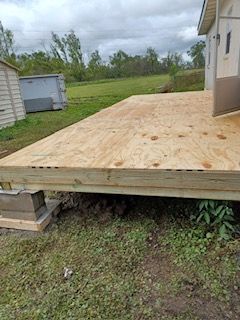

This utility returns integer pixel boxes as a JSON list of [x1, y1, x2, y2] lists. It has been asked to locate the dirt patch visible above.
[[136, 229, 240, 320], [57, 192, 130, 223]]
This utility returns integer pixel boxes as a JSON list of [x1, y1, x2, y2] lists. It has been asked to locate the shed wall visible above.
[[0, 62, 25, 128]]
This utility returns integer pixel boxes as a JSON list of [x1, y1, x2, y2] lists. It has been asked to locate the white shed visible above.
[[0, 60, 26, 128]]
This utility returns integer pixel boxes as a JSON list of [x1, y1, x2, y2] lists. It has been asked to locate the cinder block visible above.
[[0, 190, 45, 212]]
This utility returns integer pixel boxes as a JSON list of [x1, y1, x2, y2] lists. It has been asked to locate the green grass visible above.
[[162, 225, 240, 301], [67, 75, 168, 98], [0, 75, 168, 154], [0, 216, 154, 319], [0, 200, 239, 319], [173, 69, 205, 92]]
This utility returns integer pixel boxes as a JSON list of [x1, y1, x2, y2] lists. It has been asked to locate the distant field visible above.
[[68, 75, 169, 98], [0, 75, 169, 155]]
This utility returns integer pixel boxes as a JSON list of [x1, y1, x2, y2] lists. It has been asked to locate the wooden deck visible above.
[[0, 91, 240, 200]]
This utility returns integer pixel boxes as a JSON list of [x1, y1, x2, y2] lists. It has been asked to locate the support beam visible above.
[[0, 190, 61, 231]]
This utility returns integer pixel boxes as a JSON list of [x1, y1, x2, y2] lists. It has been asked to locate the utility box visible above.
[[19, 74, 67, 113]]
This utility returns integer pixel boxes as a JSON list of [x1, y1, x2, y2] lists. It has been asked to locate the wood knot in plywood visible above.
[[217, 134, 227, 140], [153, 162, 160, 168], [202, 161, 212, 169], [74, 179, 82, 184], [114, 161, 124, 167]]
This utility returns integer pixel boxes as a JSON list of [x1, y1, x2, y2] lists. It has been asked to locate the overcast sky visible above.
[[0, 0, 204, 61]]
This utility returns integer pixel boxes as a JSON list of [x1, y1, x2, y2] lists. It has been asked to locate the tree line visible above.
[[0, 21, 205, 82]]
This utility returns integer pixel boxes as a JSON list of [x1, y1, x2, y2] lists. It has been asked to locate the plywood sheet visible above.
[[0, 91, 240, 200], [1, 91, 240, 171]]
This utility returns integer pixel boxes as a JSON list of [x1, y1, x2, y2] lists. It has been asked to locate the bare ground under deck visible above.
[[0, 91, 240, 200]]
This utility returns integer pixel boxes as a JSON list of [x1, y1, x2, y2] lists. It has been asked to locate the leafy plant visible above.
[[169, 64, 180, 79], [194, 200, 235, 240]]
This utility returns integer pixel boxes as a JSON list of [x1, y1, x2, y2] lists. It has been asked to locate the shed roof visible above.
[[198, 0, 216, 35], [0, 59, 20, 71]]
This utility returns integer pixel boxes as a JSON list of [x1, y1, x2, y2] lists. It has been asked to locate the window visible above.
[[226, 31, 231, 54]]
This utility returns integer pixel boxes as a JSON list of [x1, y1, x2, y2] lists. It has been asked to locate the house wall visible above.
[[0, 63, 25, 129], [205, 0, 240, 89], [205, 23, 216, 89]]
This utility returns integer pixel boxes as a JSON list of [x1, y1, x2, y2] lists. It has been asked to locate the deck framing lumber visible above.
[[0, 91, 239, 201], [1, 167, 239, 201], [9, 183, 240, 201]]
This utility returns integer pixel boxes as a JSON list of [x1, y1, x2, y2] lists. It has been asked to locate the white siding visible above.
[[205, 23, 216, 89], [0, 62, 25, 128], [217, 0, 240, 78], [205, 0, 240, 89]]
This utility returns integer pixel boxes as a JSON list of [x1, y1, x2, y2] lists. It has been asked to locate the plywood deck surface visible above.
[[0, 91, 240, 200]]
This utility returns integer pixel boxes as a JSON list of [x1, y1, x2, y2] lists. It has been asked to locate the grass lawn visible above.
[[0, 195, 239, 319], [0, 75, 168, 155]]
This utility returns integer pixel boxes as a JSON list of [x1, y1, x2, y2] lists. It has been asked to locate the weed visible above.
[[194, 200, 235, 240]]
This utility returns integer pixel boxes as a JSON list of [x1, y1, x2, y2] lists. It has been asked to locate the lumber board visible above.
[[0, 168, 240, 191], [10, 182, 240, 201], [0, 91, 239, 200], [0, 200, 61, 231]]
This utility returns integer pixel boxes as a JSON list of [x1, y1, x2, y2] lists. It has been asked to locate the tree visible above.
[[65, 30, 83, 65], [87, 50, 106, 79], [0, 21, 16, 62], [50, 30, 85, 80], [51, 32, 68, 63], [89, 50, 102, 68], [187, 41, 206, 69], [109, 50, 129, 77], [145, 47, 159, 74], [160, 52, 184, 73], [17, 51, 64, 76]]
